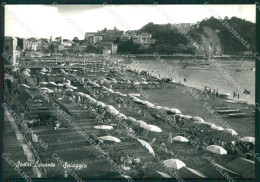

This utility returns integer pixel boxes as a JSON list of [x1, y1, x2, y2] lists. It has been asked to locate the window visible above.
[[5, 46, 9, 51]]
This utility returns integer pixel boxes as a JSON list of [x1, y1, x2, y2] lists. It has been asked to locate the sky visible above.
[[5, 4, 256, 40]]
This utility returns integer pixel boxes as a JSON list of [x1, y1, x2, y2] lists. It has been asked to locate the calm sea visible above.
[[128, 57, 255, 104]]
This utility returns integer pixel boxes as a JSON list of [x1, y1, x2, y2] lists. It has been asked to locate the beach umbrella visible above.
[[143, 101, 155, 108], [48, 82, 57, 86], [94, 125, 113, 130], [168, 108, 181, 114], [39, 82, 48, 85], [193, 116, 205, 123], [172, 136, 189, 143], [56, 83, 64, 87], [39, 71, 45, 75], [133, 81, 140, 85], [206, 145, 227, 155], [224, 128, 238, 136], [135, 120, 148, 128], [39, 87, 49, 90], [140, 81, 148, 85], [21, 84, 30, 88], [41, 68, 48, 72], [137, 139, 155, 155], [181, 115, 193, 120], [210, 124, 224, 131], [240, 137, 255, 144], [47, 89, 54, 93], [99, 136, 121, 143], [117, 113, 127, 119], [24, 68, 30, 72], [127, 117, 136, 123], [11, 67, 19, 72], [193, 120, 205, 124], [163, 159, 186, 169], [202, 122, 214, 127], [65, 88, 73, 92], [154, 105, 163, 110], [156, 171, 172, 178], [143, 124, 162, 132]]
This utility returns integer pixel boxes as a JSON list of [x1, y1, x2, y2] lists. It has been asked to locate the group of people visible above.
[[233, 91, 240, 99], [203, 87, 219, 97]]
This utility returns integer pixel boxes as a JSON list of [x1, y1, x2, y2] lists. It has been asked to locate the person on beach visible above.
[[238, 94, 240, 99], [216, 90, 219, 97]]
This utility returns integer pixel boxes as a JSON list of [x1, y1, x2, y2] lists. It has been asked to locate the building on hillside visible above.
[[99, 41, 118, 55], [62, 39, 72, 47], [73, 43, 87, 52], [85, 32, 105, 44], [97, 27, 124, 41], [132, 33, 155, 48], [55, 36, 63, 44], [121, 34, 131, 41], [24, 37, 39, 51], [72, 37, 79, 43], [4, 36, 20, 66]]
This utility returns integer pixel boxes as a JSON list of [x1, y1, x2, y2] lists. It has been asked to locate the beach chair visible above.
[[198, 162, 241, 178], [178, 167, 207, 178], [223, 157, 255, 177]]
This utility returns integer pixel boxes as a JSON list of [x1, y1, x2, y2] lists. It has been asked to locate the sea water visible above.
[[128, 57, 255, 105]]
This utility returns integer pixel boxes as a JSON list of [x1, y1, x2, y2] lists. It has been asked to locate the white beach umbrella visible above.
[[41, 68, 48, 72], [94, 125, 113, 130], [240, 137, 255, 144], [135, 120, 148, 128], [48, 82, 57, 86], [193, 116, 205, 123], [56, 83, 64, 87], [39, 87, 49, 90], [137, 139, 155, 155], [156, 171, 172, 178], [47, 89, 54, 93], [140, 81, 148, 84], [117, 113, 127, 119], [224, 128, 238, 136], [168, 108, 181, 114], [21, 84, 30, 88], [206, 145, 227, 155], [11, 67, 19, 72], [181, 115, 193, 120], [39, 82, 48, 85], [163, 159, 186, 169], [210, 124, 224, 131], [143, 124, 162, 132], [64, 88, 73, 92], [154, 106, 163, 110], [99, 136, 121, 143], [203, 122, 214, 127], [172, 136, 189, 143], [143, 101, 155, 108], [127, 117, 136, 123]]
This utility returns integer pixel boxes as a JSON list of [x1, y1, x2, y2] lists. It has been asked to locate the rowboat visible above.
[[226, 100, 238, 103], [214, 106, 230, 110], [215, 109, 240, 113], [228, 113, 246, 118]]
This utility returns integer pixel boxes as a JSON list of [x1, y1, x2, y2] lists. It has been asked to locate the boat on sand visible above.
[[228, 113, 246, 118]]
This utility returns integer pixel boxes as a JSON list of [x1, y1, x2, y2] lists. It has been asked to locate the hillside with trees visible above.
[[117, 17, 255, 55]]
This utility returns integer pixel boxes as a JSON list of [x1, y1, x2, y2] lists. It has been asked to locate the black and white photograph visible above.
[[1, 2, 258, 180]]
